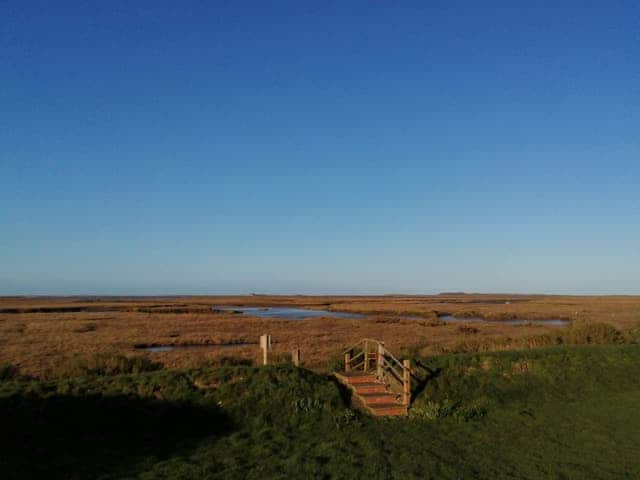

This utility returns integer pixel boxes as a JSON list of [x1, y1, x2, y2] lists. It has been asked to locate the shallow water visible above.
[[137, 343, 255, 353], [213, 306, 567, 326], [213, 306, 365, 320]]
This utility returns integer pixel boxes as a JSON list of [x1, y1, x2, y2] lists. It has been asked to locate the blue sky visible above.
[[2, 1, 639, 295]]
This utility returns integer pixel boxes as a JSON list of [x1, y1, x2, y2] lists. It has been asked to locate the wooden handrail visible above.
[[384, 349, 404, 372], [342, 338, 384, 355], [341, 338, 412, 406], [350, 351, 364, 362], [350, 359, 365, 370], [380, 357, 403, 382]]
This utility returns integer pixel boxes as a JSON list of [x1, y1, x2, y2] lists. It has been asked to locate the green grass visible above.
[[46, 352, 163, 378], [2, 345, 640, 479]]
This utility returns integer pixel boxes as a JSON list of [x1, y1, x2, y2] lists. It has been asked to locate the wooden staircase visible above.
[[334, 371, 407, 416], [334, 339, 411, 417]]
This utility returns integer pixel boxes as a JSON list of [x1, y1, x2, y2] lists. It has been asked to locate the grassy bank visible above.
[[2, 345, 640, 479]]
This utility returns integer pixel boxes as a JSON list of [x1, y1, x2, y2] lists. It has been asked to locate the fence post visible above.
[[344, 352, 351, 372], [377, 343, 384, 379], [292, 348, 301, 367], [260, 334, 271, 366], [403, 359, 411, 406]]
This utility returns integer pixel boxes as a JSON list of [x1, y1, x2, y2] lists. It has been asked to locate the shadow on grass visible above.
[[0, 392, 232, 479], [410, 359, 442, 401], [329, 374, 354, 407]]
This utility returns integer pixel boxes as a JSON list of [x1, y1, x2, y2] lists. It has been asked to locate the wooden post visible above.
[[344, 352, 351, 372], [363, 340, 369, 372], [377, 343, 384, 379], [291, 348, 301, 367], [403, 359, 411, 406], [260, 334, 271, 365]]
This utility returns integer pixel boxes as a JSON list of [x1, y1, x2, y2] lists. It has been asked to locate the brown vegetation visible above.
[[1, 294, 639, 376]]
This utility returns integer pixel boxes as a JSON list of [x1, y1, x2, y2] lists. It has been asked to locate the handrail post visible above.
[[377, 343, 384, 380], [403, 359, 411, 406], [363, 340, 369, 372], [344, 352, 351, 372]]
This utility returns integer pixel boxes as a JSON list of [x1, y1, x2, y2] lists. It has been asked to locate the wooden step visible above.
[[352, 382, 387, 394], [344, 375, 377, 385], [335, 372, 377, 383], [367, 403, 408, 417], [333, 370, 408, 417], [358, 393, 401, 405]]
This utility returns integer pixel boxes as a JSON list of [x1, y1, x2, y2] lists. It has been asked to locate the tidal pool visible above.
[[136, 343, 255, 353], [212, 306, 568, 326], [213, 306, 365, 320]]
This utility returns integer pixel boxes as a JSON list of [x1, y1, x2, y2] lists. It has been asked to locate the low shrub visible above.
[[49, 353, 162, 378]]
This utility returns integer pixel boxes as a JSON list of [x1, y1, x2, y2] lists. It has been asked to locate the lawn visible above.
[[1, 344, 639, 479]]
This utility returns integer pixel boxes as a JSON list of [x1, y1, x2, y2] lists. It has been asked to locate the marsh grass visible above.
[[562, 320, 629, 344], [48, 353, 162, 378], [437, 321, 635, 355], [2, 295, 640, 376], [73, 322, 98, 333], [188, 355, 254, 369]]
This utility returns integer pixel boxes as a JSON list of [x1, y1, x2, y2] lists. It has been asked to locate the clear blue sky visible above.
[[2, 1, 639, 295]]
